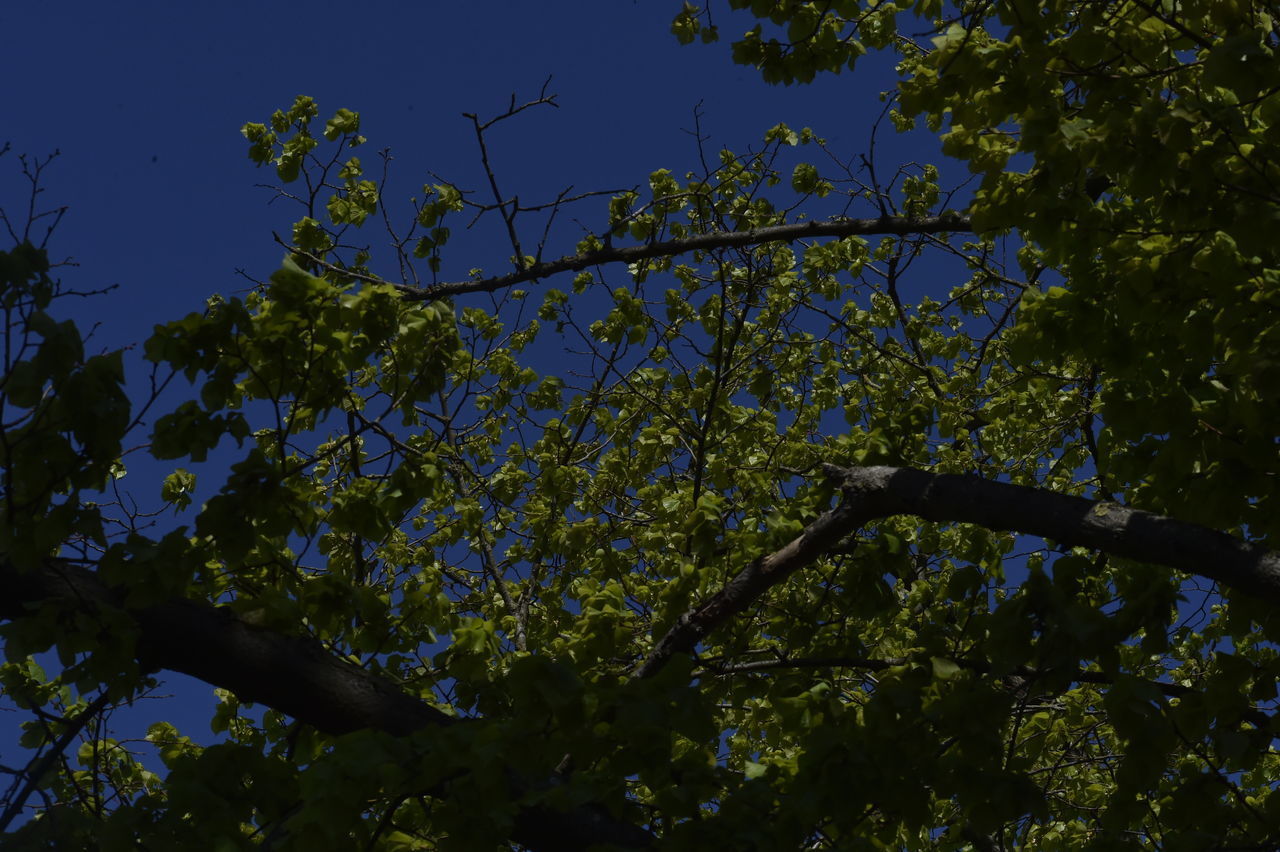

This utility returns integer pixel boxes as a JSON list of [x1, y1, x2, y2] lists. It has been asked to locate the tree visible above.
[[3, 1, 1280, 848]]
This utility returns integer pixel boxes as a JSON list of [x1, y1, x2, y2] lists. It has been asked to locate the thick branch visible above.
[[636, 465, 1280, 678], [825, 465, 1280, 600], [1, 558, 452, 736], [408, 212, 971, 300], [0, 558, 653, 850]]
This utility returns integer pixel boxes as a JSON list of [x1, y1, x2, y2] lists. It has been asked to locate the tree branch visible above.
[[636, 464, 1280, 678], [0, 691, 112, 832], [0, 558, 653, 850], [406, 212, 972, 300], [701, 653, 1275, 728], [16, 463, 1272, 845]]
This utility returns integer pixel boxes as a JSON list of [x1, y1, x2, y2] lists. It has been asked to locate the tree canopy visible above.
[[4, 1, 1280, 849]]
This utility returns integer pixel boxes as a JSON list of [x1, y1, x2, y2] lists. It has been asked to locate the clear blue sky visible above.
[[3, 2, 931, 350], [2, 0, 949, 785]]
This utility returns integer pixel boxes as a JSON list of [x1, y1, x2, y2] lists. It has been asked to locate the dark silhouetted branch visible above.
[[637, 464, 1280, 679], [406, 212, 973, 299], [0, 558, 653, 850]]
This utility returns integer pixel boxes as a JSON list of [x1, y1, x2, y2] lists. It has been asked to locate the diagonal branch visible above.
[[0, 690, 112, 831], [635, 464, 1280, 679], [0, 557, 653, 850], [405, 212, 972, 300]]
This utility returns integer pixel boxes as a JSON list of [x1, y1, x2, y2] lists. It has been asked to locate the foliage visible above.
[[4, 2, 1280, 849]]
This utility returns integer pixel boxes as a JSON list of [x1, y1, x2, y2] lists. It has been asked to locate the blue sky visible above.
[[2, 0, 957, 802], [3, 2, 929, 351]]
